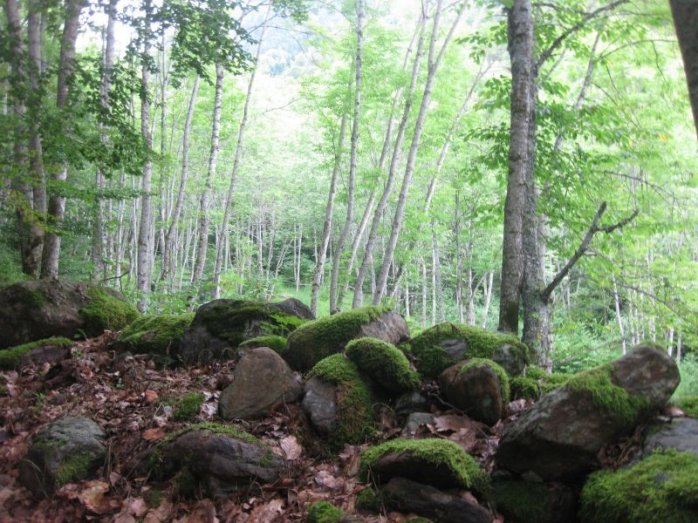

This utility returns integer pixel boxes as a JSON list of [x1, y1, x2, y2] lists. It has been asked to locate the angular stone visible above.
[[439, 361, 505, 426], [219, 347, 303, 419], [642, 418, 698, 458], [302, 376, 338, 436], [402, 412, 436, 437]]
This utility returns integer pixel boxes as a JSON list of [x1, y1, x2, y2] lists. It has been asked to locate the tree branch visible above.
[[541, 202, 638, 301], [536, 0, 630, 70]]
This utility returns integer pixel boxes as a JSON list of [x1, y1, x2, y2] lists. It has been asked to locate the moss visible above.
[[172, 392, 205, 421], [116, 314, 193, 356], [459, 358, 511, 404], [286, 306, 391, 371], [307, 501, 345, 523], [55, 453, 95, 487], [675, 396, 698, 417], [565, 365, 650, 426], [579, 449, 698, 523], [80, 286, 139, 335], [540, 373, 571, 394], [526, 366, 548, 380], [510, 376, 540, 401], [345, 337, 420, 395], [360, 438, 489, 494], [238, 335, 288, 354], [407, 322, 529, 378], [355, 487, 384, 513], [493, 480, 559, 523], [309, 354, 376, 447], [173, 467, 199, 499], [0, 337, 73, 370]]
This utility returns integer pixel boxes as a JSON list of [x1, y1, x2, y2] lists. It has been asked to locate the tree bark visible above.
[[669, 0, 697, 137]]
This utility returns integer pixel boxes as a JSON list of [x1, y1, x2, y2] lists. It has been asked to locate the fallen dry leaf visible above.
[[279, 435, 302, 460], [143, 427, 167, 442], [144, 390, 159, 404]]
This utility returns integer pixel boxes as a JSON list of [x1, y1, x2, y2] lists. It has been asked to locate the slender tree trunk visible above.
[[374, 0, 465, 305], [162, 75, 199, 283], [481, 271, 494, 328], [612, 274, 627, 354], [670, 0, 698, 137], [329, 0, 364, 313], [212, 10, 271, 298], [41, 0, 84, 278], [310, 110, 348, 315]]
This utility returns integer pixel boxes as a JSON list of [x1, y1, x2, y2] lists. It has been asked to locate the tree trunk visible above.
[[41, 0, 84, 278], [329, 0, 364, 313], [612, 274, 627, 355], [670, 0, 698, 138]]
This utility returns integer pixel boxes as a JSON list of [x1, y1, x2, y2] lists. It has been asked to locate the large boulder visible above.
[[405, 322, 528, 378], [345, 337, 420, 396], [150, 424, 285, 498], [19, 416, 106, 497], [439, 358, 510, 426], [285, 306, 409, 372], [0, 280, 138, 349], [179, 298, 312, 364], [496, 345, 680, 481], [219, 347, 303, 419], [113, 313, 193, 361]]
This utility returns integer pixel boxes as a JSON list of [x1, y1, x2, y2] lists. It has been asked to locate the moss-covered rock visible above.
[[405, 322, 529, 378], [510, 377, 540, 401], [492, 479, 577, 523], [115, 314, 193, 358], [304, 354, 375, 448], [0, 280, 137, 349], [285, 306, 408, 372], [360, 437, 488, 494], [675, 396, 698, 418], [0, 337, 73, 370], [460, 358, 510, 404], [238, 335, 288, 354], [540, 373, 572, 394], [179, 299, 310, 364], [355, 487, 384, 513], [345, 337, 420, 395], [579, 449, 698, 522], [307, 501, 345, 523]]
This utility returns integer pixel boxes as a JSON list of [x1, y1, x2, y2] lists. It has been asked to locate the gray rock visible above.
[[219, 347, 303, 419], [19, 416, 106, 497], [302, 376, 338, 435], [402, 412, 436, 437], [496, 344, 680, 481], [492, 343, 525, 376], [20, 343, 72, 369], [439, 362, 505, 426], [381, 477, 492, 523], [642, 418, 698, 457], [395, 391, 429, 417], [156, 428, 284, 497], [358, 311, 410, 346]]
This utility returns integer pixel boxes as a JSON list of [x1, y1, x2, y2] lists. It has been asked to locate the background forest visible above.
[[1, 0, 697, 396]]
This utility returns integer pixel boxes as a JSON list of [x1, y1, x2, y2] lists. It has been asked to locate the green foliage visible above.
[[510, 377, 540, 401], [674, 396, 698, 418], [360, 438, 489, 494], [172, 392, 205, 421], [116, 313, 193, 356], [459, 358, 511, 403], [286, 306, 390, 372], [673, 356, 698, 401], [307, 501, 345, 523], [579, 450, 698, 523], [308, 354, 375, 447], [80, 287, 139, 336], [238, 335, 288, 354], [0, 337, 73, 370], [345, 337, 420, 394], [406, 322, 529, 378]]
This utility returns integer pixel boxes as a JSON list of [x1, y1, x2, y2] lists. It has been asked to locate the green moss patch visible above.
[[510, 376, 540, 401], [360, 438, 488, 494], [526, 367, 547, 380], [675, 396, 698, 418], [80, 286, 139, 335], [580, 449, 698, 523], [493, 480, 567, 523], [171, 392, 205, 421], [459, 358, 511, 404], [540, 373, 571, 394], [565, 365, 650, 426], [309, 354, 376, 447], [307, 501, 345, 523], [345, 337, 420, 395], [0, 337, 73, 370], [286, 306, 390, 371], [238, 335, 288, 354], [406, 322, 529, 378], [55, 453, 94, 487], [116, 314, 193, 356], [356, 487, 384, 513]]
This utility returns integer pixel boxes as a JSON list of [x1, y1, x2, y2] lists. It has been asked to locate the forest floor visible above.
[[0, 333, 518, 522]]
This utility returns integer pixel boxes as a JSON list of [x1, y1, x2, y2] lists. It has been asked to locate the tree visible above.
[[670, 0, 698, 137]]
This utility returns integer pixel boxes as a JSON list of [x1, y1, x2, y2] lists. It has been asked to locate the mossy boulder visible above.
[[307, 501, 345, 523], [510, 377, 540, 401], [302, 354, 375, 448], [360, 437, 488, 493], [345, 337, 420, 395], [492, 479, 577, 523], [179, 298, 312, 364], [148, 423, 284, 498], [579, 449, 698, 522], [439, 358, 510, 425], [114, 313, 193, 359], [0, 279, 137, 349], [285, 306, 409, 372], [496, 344, 680, 481], [0, 337, 73, 370], [405, 322, 528, 379], [238, 335, 288, 354], [18, 416, 106, 497]]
